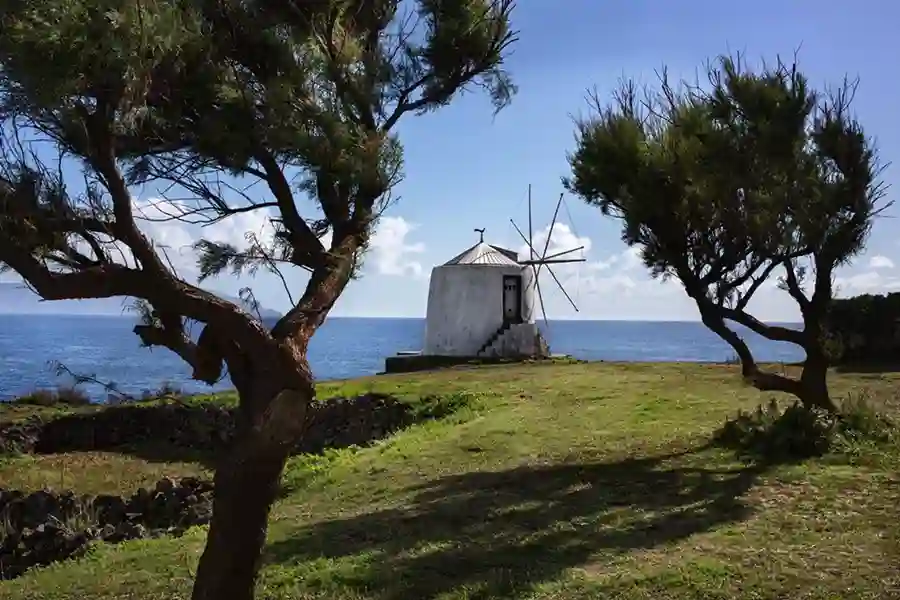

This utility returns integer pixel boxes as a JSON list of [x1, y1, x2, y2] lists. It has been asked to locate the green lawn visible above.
[[1, 362, 898, 599]]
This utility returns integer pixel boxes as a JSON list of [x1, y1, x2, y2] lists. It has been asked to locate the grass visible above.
[[1, 362, 899, 599]]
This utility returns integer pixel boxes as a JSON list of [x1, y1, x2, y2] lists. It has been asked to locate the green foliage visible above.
[[281, 446, 362, 492], [407, 391, 485, 422], [714, 394, 897, 462], [714, 399, 837, 461], [565, 53, 885, 343], [825, 292, 900, 364], [0, 0, 517, 315], [837, 391, 897, 444], [566, 53, 887, 409]]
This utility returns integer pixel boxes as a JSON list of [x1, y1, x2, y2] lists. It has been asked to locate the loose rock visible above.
[[0, 476, 214, 580]]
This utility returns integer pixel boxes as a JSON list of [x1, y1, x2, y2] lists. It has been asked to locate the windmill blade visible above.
[[545, 264, 579, 312], [537, 193, 565, 279], [528, 184, 534, 262], [543, 245, 584, 261], [534, 267, 549, 327], [510, 219, 539, 257], [519, 245, 586, 264]]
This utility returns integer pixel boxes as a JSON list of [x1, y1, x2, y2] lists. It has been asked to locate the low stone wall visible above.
[[1, 476, 213, 580], [0, 391, 453, 580], [384, 354, 533, 374], [383, 354, 582, 374], [0, 392, 414, 457]]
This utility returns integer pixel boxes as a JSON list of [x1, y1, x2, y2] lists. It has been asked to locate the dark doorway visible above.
[[502, 275, 522, 324]]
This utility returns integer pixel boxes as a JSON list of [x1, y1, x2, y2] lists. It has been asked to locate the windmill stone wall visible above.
[[423, 241, 539, 357]]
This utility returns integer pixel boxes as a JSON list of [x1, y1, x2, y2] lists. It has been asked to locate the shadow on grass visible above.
[[265, 448, 766, 599]]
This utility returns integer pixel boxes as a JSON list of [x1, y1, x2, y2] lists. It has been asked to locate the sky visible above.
[[3, 0, 900, 320]]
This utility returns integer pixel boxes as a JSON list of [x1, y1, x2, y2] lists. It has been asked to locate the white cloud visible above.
[[868, 255, 895, 270], [132, 198, 203, 275], [517, 222, 592, 260], [368, 216, 426, 277], [132, 199, 426, 281], [834, 270, 900, 295]]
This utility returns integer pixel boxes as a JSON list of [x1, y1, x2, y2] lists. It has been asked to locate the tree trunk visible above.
[[190, 386, 310, 600], [798, 350, 837, 413], [700, 310, 758, 377], [700, 308, 813, 402]]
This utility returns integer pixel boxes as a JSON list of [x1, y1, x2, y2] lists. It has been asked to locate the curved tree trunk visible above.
[[190, 385, 310, 600], [700, 308, 840, 412], [798, 349, 837, 413], [189, 234, 359, 600]]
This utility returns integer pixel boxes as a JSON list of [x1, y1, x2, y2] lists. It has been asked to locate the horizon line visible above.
[[0, 312, 803, 325]]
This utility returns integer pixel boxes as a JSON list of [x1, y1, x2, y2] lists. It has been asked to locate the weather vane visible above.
[[474, 227, 485, 243]]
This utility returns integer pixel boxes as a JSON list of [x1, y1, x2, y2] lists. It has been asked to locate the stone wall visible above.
[[1, 477, 213, 580], [0, 391, 465, 580], [0, 392, 415, 457]]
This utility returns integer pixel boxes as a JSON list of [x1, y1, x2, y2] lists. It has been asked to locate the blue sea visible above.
[[0, 315, 805, 401]]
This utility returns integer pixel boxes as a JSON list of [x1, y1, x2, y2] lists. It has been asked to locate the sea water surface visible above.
[[0, 314, 804, 401]]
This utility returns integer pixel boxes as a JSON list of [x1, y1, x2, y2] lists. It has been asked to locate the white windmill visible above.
[[417, 185, 584, 360]]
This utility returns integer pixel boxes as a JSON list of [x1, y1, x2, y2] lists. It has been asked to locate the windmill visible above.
[[510, 185, 585, 331]]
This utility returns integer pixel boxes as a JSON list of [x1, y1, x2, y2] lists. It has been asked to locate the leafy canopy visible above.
[[566, 54, 888, 410], [566, 55, 886, 335], [0, 0, 517, 374]]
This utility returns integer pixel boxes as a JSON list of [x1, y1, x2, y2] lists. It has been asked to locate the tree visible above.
[[825, 292, 900, 365], [565, 55, 887, 413], [0, 1, 517, 598]]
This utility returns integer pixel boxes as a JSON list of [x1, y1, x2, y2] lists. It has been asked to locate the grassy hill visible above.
[[1, 362, 898, 599]]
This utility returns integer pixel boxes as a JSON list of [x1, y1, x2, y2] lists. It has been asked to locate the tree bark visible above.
[[700, 307, 818, 404], [190, 385, 310, 600], [798, 349, 837, 413], [700, 309, 761, 378]]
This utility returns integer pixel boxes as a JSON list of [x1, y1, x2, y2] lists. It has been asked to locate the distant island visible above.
[[0, 282, 282, 319]]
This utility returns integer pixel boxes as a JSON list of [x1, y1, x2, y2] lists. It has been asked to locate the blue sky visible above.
[[3, 0, 900, 320]]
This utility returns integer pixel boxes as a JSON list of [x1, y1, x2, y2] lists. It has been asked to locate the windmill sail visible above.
[[510, 187, 585, 335]]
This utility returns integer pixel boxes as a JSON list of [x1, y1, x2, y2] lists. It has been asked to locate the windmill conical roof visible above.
[[442, 241, 520, 267]]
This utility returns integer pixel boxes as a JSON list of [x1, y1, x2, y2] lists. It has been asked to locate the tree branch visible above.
[[719, 306, 805, 345], [782, 259, 811, 313], [0, 239, 147, 300], [133, 322, 223, 385], [698, 306, 803, 396], [256, 151, 328, 268], [732, 259, 781, 312], [84, 106, 172, 278]]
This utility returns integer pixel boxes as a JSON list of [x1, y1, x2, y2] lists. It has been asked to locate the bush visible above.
[[12, 387, 91, 407], [713, 394, 897, 462], [825, 291, 900, 365], [137, 381, 183, 403], [837, 392, 897, 443], [410, 391, 484, 421]]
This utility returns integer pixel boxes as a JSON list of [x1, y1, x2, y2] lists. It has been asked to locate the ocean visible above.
[[0, 314, 804, 401]]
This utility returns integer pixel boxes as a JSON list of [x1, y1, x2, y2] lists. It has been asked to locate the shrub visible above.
[[409, 391, 484, 422], [713, 394, 897, 462], [54, 386, 91, 406], [11, 389, 57, 406], [12, 386, 90, 407], [836, 391, 897, 443]]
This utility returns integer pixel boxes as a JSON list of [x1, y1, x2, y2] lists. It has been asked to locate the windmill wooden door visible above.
[[502, 275, 522, 324]]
